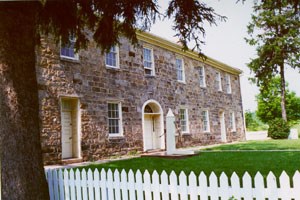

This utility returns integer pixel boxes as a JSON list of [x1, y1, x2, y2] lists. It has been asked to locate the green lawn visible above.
[[204, 139, 300, 151], [78, 140, 300, 178]]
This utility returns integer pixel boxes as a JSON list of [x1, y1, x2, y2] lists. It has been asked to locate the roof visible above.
[[136, 31, 243, 75]]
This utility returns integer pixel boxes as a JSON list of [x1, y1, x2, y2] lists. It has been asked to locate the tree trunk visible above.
[[279, 63, 287, 122], [0, 3, 49, 199]]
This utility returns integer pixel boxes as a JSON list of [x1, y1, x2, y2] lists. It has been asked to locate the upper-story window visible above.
[[176, 58, 185, 82], [201, 110, 210, 132], [143, 47, 155, 76], [229, 112, 236, 132], [105, 46, 119, 68], [199, 66, 206, 87], [179, 108, 189, 133], [216, 71, 222, 91], [225, 74, 232, 94], [108, 102, 123, 136], [60, 36, 79, 60]]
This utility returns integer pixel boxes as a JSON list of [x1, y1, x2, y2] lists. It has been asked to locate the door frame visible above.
[[60, 97, 81, 159], [142, 100, 165, 151]]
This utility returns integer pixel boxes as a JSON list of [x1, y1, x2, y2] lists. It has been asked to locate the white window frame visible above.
[[176, 58, 185, 83], [216, 71, 222, 91], [201, 110, 210, 133], [199, 66, 206, 87], [105, 46, 120, 69], [229, 112, 236, 132], [225, 74, 232, 94], [60, 37, 79, 60], [179, 108, 189, 134], [143, 47, 155, 76], [107, 102, 123, 136]]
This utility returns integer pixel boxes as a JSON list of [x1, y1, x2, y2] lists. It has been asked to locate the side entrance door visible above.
[[61, 110, 73, 158]]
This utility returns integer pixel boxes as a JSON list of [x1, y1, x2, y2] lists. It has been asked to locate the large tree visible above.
[[246, 0, 300, 122], [256, 76, 300, 124], [0, 1, 225, 199]]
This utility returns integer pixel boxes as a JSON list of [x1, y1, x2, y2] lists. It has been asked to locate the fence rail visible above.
[[45, 168, 300, 200]]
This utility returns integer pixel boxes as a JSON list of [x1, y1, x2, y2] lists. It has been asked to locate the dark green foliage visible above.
[[257, 77, 300, 124], [268, 118, 290, 139]]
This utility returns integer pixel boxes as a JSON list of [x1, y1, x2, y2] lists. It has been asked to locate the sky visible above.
[[150, 0, 300, 111]]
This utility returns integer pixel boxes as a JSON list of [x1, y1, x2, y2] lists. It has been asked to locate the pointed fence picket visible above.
[[45, 168, 300, 200]]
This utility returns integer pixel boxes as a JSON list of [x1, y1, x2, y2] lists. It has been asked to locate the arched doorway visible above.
[[142, 100, 165, 151]]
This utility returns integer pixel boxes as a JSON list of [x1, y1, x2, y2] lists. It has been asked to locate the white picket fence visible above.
[[45, 168, 300, 200]]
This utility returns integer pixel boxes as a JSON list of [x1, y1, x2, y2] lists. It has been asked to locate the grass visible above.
[[204, 139, 300, 151], [77, 139, 300, 178]]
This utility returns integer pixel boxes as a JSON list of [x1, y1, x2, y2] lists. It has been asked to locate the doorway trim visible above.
[[142, 99, 165, 151]]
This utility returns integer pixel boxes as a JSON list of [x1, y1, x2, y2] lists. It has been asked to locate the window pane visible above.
[[108, 103, 120, 134], [180, 109, 187, 132], [176, 59, 183, 81], [143, 48, 152, 69], [106, 47, 117, 67], [61, 40, 76, 58]]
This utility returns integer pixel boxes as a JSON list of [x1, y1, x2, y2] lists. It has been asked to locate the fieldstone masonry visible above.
[[36, 33, 245, 165]]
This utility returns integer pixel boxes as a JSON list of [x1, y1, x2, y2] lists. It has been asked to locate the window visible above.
[[225, 74, 232, 94], [179, 109, 189, 133], [105, 46, 119, 68], [201, 110, 210, 132], [229, 112, 236, 132], [60, 36, 79, 60], [143, 47, 155, 76], [176, 58, 185, 82], [108, 102, 123, 136], [199, 66, 206, 87], [216, 71, 222, 91]]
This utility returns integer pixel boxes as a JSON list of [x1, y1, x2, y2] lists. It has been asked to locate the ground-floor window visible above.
[[201, 110, 210, 132], [179, 108, 189, 133], [108, 102, 123, 136]]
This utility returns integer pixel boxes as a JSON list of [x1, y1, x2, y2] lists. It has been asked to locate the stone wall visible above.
[[37, 35, 245, 165]]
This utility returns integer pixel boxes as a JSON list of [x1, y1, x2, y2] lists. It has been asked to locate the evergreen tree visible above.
[[0, 1, 224, 199], [246, 0, 300, 122]]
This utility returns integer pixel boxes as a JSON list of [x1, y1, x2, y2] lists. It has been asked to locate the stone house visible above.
[[37, 31, 245, 165]]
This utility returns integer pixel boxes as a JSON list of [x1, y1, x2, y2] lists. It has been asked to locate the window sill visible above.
[[108, 134, 124, 138], [106, 65, 120, 70], [177, 80, 186, 84], [60, 56, 80, 63]]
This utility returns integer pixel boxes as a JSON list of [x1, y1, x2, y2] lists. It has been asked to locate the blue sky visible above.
[[150, 0, 300, 111]]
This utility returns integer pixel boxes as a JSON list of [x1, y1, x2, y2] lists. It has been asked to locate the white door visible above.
[[62, 111, 73, 158], [144, 115, 154, 150], [220, 112, 227, 142]]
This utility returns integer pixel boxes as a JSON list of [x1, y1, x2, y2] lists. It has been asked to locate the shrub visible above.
[[268, 118, 290, 139]]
